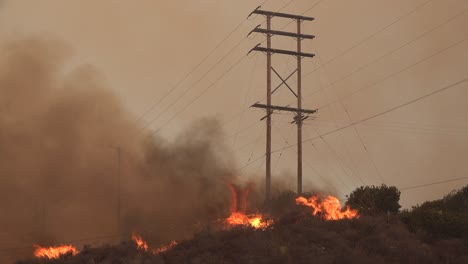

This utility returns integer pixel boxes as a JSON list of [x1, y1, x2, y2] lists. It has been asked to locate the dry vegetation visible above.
[[16, 186, 468, 264]]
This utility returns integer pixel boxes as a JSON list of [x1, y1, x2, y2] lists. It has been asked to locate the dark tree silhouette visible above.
[[345, 184, 401, 215]]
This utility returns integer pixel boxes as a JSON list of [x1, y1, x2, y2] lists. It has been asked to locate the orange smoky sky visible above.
[[0, 0, 467, 250]]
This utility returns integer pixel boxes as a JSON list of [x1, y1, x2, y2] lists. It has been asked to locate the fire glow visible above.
[[152, 240, 178, 255], [132, 232, 149, 251], [296, 195, 359, 220], [33, 244, 79, 259], [224, 183, 272, 229], [131, 232, 177, 255]]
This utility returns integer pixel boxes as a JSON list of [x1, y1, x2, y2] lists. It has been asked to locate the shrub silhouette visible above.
[[345, 184, 401, 215], [400, 185, 468, 240]]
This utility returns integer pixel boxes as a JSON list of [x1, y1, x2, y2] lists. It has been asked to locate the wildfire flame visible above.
[[132, 232, 149, 251], [152, 240, 178, 255], [296, 195, 359, 220], [224, 183, 273, 229], [132, 232, 177, 255], [225, 212, 272, 229], [33, 244, 79, 259]]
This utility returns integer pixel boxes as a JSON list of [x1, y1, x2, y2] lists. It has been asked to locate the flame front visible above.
[[132, 232, 177, 255], [33, 244, 79, 259], [224, 183, 272, 229], [152, 240, 178, 255], [296, 195, 359, 220], [225, 212, 272, 229], [132, 232, 149, 251]]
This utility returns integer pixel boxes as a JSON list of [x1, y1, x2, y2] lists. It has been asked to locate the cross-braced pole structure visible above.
[[247, 7, 317, 199]]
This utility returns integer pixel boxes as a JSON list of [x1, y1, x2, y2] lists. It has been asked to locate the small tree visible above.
[[400, 185, 468, 239], [345, 184, 401, 215]]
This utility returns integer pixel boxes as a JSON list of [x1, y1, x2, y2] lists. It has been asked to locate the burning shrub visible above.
[[296, 195, 359, 220]]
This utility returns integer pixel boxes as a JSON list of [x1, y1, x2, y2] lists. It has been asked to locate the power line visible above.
[[305, 120, 468, 134], [242, 77, 468, 166], [400, 177, 468, 191], [135, 16, 251, 125], [143, 0, 299, 134], [324, 0, 435, 66], [298, 7, 467, 185], [310, 53, 378, 185], [315, 33, 468, 111], [137, 0, 285, 133], [257, 0, 450, 107], [357, 125, 468, 137], [148, 0, 308, 134], [308, 28, 387, 184], [140, 41, 250, 133], [306, 138, 353, 192], [302, 0, 327, 15], [152, 53, 249, 134], [302, 9, 467, 104], [212, 0, 324, 132], [306, 123, 364, 186], [232, 54, 259, 149]]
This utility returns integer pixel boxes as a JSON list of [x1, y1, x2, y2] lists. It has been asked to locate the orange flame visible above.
[[132, 232, 177, 255], [33, 244, 79, 259], [152, 240, 178, 255], [132, 232, 149, 252], [224, 183, 273, 229], [296, 195, 359, 220], [225, 212, 272, 229]]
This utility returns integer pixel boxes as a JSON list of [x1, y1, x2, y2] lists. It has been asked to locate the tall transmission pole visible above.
[[247, 7, 317, 199], [265, 13, 272, 202]]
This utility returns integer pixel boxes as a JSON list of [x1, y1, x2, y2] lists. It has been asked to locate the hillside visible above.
[[15, 185, 468, 264]]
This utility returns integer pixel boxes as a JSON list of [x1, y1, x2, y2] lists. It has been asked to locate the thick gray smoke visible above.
[[0, 38, 236, 262]]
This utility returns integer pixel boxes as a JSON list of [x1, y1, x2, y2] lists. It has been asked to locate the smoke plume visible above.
[[0, 37, 236, 262]]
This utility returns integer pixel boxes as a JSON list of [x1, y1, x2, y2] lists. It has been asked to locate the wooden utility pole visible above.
[[296, 19, 303, 195], [266, 14, 272, 201], [248, 7, 316, 198]]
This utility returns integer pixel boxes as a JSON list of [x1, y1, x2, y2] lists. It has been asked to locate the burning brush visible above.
[[296, 195, 359, 220], [224, 183, 273, 229], [33, 244, 79, 259], [131, 232, 178, 255]]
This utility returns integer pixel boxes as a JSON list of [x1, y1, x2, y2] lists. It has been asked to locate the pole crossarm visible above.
[[249, 25, 315, 39], [251, 103, 318, 114], [251, 45, 315, 58], [252, 9, 314, 21], [271, 67, 297, 97], [247, 7, 316, 199]]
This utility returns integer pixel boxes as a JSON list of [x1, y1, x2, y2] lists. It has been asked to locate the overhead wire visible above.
[[309, 55, 374, 185], [314, 33, 468, 112], [323, 0, 435, 67], [152, 52, 249, 134], [135, 16, 251, 126], [147, 0, 299, 134], [141, 38, 250, 133], [232, 53, 259, 149], [135, 0, 274, 126], [400, 177, 468, 191], [301, 9, 468, 104], [309, 123, 366, 186], [243, 77, 468, 166], [309, 40, 386, 184]]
